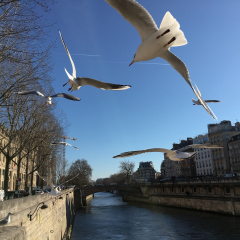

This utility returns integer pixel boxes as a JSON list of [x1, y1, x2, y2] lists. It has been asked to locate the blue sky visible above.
[[45, 0, 240, 180]]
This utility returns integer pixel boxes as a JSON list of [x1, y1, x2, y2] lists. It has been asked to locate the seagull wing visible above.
[[36, 171, 55, 191], [50, 93, 81, 101], [175, 151, 196, 159], [71, 145, 79, 150], [76, 77, 131, 90], [16, 90, 45, 98], [113, 148, 173, 158], [204, 100, 221, 103], [192, 83, 217, 121], [105, 0, 158, 41], [65, 142, 79, 150], [58, 173, 80, 187], [59, 31, 76, 78], [160, 50, 193, 90], [189, 144, 223, 149]]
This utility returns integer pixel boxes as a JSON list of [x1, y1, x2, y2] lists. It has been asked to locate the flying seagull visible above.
[[113, 144, 222, 167], [105, 0, 198, 94], [192, 99, 221, 105], [51, 142, 79, 150], [14, 90, 80, 106], [0, 212, 12, 230], [59, 31, 131, 92], [36, 172, 80, 196], [192, 83, 219, 121]]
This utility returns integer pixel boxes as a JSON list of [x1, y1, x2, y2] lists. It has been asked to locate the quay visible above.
[[1, 178, 240, 239]]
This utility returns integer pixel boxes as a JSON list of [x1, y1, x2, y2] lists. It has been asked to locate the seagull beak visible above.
[[129, 60, 134, 66]]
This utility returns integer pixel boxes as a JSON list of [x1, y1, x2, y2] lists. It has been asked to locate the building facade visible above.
[[228, 134, 240, 175], [208, 121, 240, 176], [0, 134, 37, 191], [136, 161, 157, 182], [193, 134, 214, 176]]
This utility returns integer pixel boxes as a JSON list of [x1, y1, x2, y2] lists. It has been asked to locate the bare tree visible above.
[[109, 172, 125, 185], [67, 159, 92, 187], [119, 160, 135, 184], [0, 0, 55, 106]]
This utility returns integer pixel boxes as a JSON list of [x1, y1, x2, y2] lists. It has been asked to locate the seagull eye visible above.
[[134, 54, 136, 59]]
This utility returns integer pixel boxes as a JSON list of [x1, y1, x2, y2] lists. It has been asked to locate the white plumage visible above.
[[113, 144, 223, 160], [36, 171, 80, 196], [192, 83, 219, 121], [0, 212, 12, 230], [14, 90, 80, 105], [59, 31, 131, 92], [105, 0, 197, 94], [51, 142, 79, 150]]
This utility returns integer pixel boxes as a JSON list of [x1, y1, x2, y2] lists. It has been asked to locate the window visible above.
[[194, 187, 196, 193], [226, 135, 229, 140], [205, 152, 207, 158], [202, 161, 205, 167], [214, 137, 216, 142], [218, 136, 220, 142], [208, 187, 212, 193]]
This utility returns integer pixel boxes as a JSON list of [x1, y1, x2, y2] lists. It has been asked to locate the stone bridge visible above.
[[83, 185, 143, 196]]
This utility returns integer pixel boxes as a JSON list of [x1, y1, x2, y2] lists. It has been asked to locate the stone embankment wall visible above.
[[0, 188, 75, 240], [121, 179, 240, 216]]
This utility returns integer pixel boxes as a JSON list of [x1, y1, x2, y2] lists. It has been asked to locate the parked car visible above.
[[35, 190, 44, 195]]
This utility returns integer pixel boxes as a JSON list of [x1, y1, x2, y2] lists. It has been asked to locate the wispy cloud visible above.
[[71, 53, 100, 57], [57, 52, 169, 65], [58, 53, 100, 57]]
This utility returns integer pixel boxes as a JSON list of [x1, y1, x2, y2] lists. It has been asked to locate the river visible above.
[[71, 192, 240, 240]]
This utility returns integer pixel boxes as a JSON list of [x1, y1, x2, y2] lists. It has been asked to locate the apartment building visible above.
[[228, 134, 240, 175], [208, 120, 240, 175], [193, 134, 214, 176], [136, 161, 157, 182]]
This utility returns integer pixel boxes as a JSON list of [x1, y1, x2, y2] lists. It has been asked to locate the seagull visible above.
[[113, 144, 222, 167], [51, 142, 79, 150], [59, 31, 131, 92], [36, 172, 80, 196], [105, 0, 196, 94], [192, 83, 219, 121], [13, 90, 80, 106], [192, 99, 221, 105], [0, 212, 12, 230]]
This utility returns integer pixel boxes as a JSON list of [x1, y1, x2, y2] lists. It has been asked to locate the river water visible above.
[[71, 192, 240, 240]]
